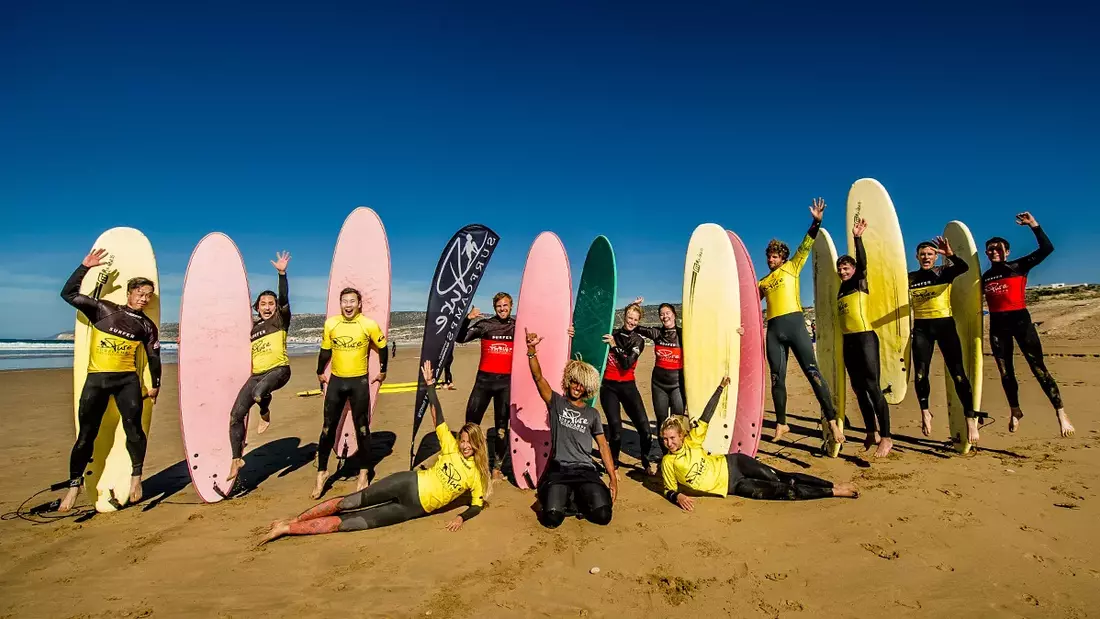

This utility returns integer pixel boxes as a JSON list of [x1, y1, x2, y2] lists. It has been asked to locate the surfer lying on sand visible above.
[[758, 198, 843, 445], [600, 301, 657, 476], [526, 329, 618, 528], [262, 361, 490, 543], [227, 251, 293, 487], [661, 376, 858, 510]]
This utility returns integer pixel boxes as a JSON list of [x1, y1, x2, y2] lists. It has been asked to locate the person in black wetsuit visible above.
[[525, 329, 618, 528], [600, 302, 656, 476], [456, 292, 516, 480], [632, 300, 686, 450], [59, 248, 162, 512], [908, 237, 982, 445], [983, 212, 1074, 437], [227, 251, 293, 486]]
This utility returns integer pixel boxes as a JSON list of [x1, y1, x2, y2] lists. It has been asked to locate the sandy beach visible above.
[[1, 299, 1098, 618]]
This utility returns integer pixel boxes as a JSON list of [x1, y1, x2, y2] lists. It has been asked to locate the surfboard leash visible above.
[[1, 482, 95, 525]]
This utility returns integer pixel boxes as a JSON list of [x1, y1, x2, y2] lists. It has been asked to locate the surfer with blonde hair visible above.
[[261, 360, 490, 543], [600, 301, 656, 476], [526, 329, 618, 528], [660, 376, 857, 511]]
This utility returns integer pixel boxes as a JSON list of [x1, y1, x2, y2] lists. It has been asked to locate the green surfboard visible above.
[[571, 235, 617, 407]]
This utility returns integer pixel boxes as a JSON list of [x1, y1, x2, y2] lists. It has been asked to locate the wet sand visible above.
[[1, 321, 1098, 618]]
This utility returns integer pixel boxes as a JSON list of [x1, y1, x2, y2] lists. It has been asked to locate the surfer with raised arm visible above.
[[908, 238, 981, 444], [314, 288, 388, 498], [837, 218, 893, 458], [600, 301, 656, 476], [631, 299, 687, 454], [226, 252, 293, 486], [59, 249, 162, 511], [261, 360, 490, 543], [660, 376, 857, 511], [983, 212, 1074, 437], [758, 198, 842, 445]]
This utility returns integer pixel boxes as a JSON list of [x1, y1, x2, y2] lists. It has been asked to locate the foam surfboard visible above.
[[570, 235, 617, 408], [943, 220, 983, 454], [72, 227, 160, 512], [727, 231, 764, 457], [178, 233, 252, 503], [323, 207, 392, 460], [510, 232, 572, 489], [812, 228, 846, 457], [682, 224, 740, 455], [847, 179, 910, 405]]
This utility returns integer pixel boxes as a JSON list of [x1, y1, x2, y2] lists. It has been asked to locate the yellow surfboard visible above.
[[682, 224, 740, 454], [812, 228, 846, 457], [943, 221, 983, 454], [73, 227, 159, 512], [847, 179, 910, 405]]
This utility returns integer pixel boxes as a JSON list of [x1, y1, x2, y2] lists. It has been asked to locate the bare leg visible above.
[[1008, 407, 1024, 433], [311, 470, 331, 499], [921, 409, 933, 437], [1056, 409, 1075, 437], [129, 475, 143, 504], [59, 486, 80, 512]]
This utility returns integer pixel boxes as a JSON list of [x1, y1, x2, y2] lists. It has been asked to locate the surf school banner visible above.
[[410, 224, 500, 466]]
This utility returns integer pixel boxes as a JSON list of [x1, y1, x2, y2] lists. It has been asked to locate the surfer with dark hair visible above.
[[660, 376, 857, 511], [631, 299, 686, 455], [226, 251, 293, 487], [314, 287, 389, 498], [456, 291, 515, 480], [757, 198, 842, 445], [600, 301, 656, 476], [261, 360, 490, 543], [526, 329, 618, 528], [59, 249, 162, 511]]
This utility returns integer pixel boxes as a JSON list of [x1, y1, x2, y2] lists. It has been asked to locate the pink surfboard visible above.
[[727, 231, 765, 457], [178, 233, 253, 503], [324, 207, 391, 460], [510, 232, 572, 490]]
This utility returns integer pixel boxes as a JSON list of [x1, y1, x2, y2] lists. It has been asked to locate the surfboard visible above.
[[570, 235, 617, 407], [323, 207, 391, 460], [812, 228, 846, 457], [847, 178, 910, 405], [510, 232, 572, 489], [943, 220, 983, 454], [178, 232, 252, 503], [727, 231, 764, 457], [72, 227, 159, 512], [682, 224, 741, 455]]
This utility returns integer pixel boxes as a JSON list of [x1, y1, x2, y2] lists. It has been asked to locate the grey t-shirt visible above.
[[548, 392, 603, 469]]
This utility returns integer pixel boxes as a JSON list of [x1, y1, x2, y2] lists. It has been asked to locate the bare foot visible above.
[[257, 412, 271, 434], [863, 433, 877, 451], [491, 469, 505, 482], [833, 482, 859, 498], [59, 486, 80, 512], [1056, 409, 1075, 437], [643, 462, 656, 477], [773, 424, 790, 443], [966, 418, 980, 445], [921, 409, 933, 437], [311, 471, 331, 500], [614, 467, 622, 482], [356, 470, 370, 492], [828, 420, 845, 445], [1008, 407, 1024, 433], [129, 476, 143, 504], [874, 437, 894, 458], [260, 521, 291, 545], [227, 458, 245, 484]]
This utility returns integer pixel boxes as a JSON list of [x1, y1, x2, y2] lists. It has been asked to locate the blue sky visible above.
[[2, 1, 1097, 338]]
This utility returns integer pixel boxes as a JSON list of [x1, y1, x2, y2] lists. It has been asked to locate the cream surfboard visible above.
[[72, 227, 159, 512], [682, 224, 740, 455], [943, 220, 983, 454], [847, 179, 910, 405], [812, 228, 846, 457]]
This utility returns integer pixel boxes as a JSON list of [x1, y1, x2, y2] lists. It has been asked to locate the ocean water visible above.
[[0, 339, 320, 371]]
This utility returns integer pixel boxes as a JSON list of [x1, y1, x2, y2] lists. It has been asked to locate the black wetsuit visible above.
[[538, 392, 612, 528], [908, 257, 976, 416], [635, 325, 685, 442], [457, 315, 515, 471], [599, 327, 654, 467], [982, 226, 1063, 410], [837, 237, 891, 438], [61, 264, 162, 486]]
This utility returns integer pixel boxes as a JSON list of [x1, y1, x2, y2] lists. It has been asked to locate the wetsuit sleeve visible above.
[[456, 316, 484, 343], [317, 319, 333, 374], [789, 220, 822, 273], [426, 384, 446, 426], [144, 322, 162, 389], [940, 255, 969, 283], [662, 457, 679, 504], [60, 264, 105, 322], [377, 345, 389, 373], [609, 334, 642, 371], [457, 504, 483, 522], [277, 273, 291, 330], [854, 236, 868, 282], [698, 383, 726, 425], [1014, 225, 1054, 273], [634, 326, 660, 341]]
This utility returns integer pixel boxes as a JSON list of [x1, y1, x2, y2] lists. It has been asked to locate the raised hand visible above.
[[83, 249, 109, 268], [853, 218, 868, 238], [934, 235, 953, 256], [809, 197, 827, 222], [525, 328, 543, 349], [467, 307, 482, 320], [720, 376, 731, 388], [271, 251, 291, 273], [1015, 212, 1038, 228], [631, 296, 644, 306], [421, 360, 434, 385]]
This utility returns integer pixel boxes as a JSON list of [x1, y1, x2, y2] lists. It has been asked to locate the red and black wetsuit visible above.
[[456, 314, 515, 471], [635, 325, 685, 442], [600, 327, 654, 468], [982, 226, 1062, 410]]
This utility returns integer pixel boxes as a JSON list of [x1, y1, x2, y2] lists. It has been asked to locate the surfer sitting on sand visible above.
[[836, 218, 894, 458], [227, 251, 293, 487], [600, 301, 657, 476], [60, 249, 162, 511], [758, 197, 843, 446], [526, 329, 618, 528], [661, 376, 857, 510], [261, 360, 490, 543]]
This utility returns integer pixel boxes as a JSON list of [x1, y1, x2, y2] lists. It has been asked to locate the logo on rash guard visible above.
[[252, 340, 272, 355], [559, 407, 590, 433], [487, 343, 511, 355], [332, 336, 366, 350], [985, 281, 1009, 294], [99, 337, 137, 355], [439, 462, 462, 490], [685, 459, 707, 484], [655, 348, 679, 362]]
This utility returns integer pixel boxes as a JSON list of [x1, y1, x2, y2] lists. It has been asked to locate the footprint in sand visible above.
[[937, 488, 963, 499], [935, 564, 955, 572], [1019, 525, 1042, 533], [763, 572, 789, 582], [1021, 593, 1041, 607], [1024, 553, 1051, 567], [860, 543, 900, 560], [781, 600, 805, 612]]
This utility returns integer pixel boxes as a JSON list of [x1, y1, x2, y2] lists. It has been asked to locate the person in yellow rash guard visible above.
[[660, 377, 857, 512], [59, 248, 162, 512], [836, 218, 892, 458], [261, 361, 490, 543], [313, 287, 389, 498], [758, 198, 841, 445], [226, 252, 293, 487]]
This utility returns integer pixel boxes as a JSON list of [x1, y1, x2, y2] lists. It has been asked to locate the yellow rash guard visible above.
[[320, 313, 387, 378], [661, 384, 729, 500], [908, 256, 969, 320], [251, 273, 291, 374], [837, 236, 872, 335], [758, 221, 820, 320], [417, 421, 486, 513]]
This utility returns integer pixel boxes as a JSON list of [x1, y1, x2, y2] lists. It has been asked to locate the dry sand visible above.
[[2, 300, 1099, 618]]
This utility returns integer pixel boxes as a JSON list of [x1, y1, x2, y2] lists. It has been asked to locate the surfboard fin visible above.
[[523, 470, 536, 489], [107, 490, 123, 511]]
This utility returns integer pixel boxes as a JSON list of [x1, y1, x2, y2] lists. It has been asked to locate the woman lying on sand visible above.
[[261, 361, 490, 542], [660, 377, 858, 512]]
